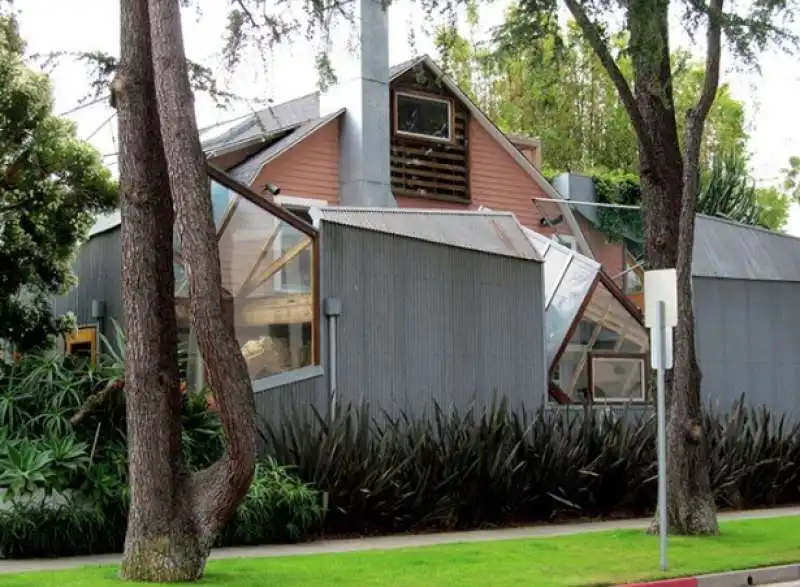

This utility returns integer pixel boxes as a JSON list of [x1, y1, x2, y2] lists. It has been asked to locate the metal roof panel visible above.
[[693, 215, 800, 282], [312, 207, 542, 261]]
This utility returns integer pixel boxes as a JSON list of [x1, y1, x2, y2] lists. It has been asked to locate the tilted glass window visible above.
[[175, 176, 317, 391], [553, 280, 649, 404], [523, 227, 600, 365]]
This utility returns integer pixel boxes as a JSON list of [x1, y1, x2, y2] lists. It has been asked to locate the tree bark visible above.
[[148, 0, 258, 563], [116, 0, 257, 581], [115, 0, 203, 580], [628, 0, 719, 536], [568, 0, 719, 535], [661, 0, 724, 537]]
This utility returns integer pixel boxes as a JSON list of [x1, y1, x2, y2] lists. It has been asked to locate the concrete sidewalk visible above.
[[1, 506, 798, 575]]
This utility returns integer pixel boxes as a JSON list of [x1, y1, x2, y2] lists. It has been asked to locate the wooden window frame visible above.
[[548, 272, 649, 405], [393, 90, 455, 144], [587, 352, 647, 404], [65, 325, 98, 365], [203, 165, 321, 366]]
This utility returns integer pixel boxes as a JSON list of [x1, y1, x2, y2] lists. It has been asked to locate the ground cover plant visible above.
[[0, 337, 322, 559]]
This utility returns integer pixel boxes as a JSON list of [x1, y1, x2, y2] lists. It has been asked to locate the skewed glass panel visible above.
[[545, 257, 597, 363], [175, 177, 317, 391], [553, 280, 649, 403], [523, 228, 601, 365]]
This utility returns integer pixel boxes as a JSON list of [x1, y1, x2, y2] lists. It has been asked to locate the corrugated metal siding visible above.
[[251, 118, 341, 203], [51, 228, 123, 337], [693, 215, 800, 282], [253, 374, 327, 443], [321, 222, 547, 420], [694, 276, 800, 420]]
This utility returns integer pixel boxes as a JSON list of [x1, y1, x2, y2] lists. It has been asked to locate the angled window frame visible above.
[[189, 165, 321, 369], [548, 271, 649, 405]]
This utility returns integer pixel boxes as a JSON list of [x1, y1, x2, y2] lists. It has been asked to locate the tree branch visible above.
[[562, 0, 656, 164], [691, 0, 724, 127], [70, 377, 124, 426]]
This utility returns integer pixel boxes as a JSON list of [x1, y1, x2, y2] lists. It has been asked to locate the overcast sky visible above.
[[12, 0, 800, 233]]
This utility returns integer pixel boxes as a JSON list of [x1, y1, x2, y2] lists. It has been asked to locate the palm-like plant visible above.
[[697, 150, 764, 227]]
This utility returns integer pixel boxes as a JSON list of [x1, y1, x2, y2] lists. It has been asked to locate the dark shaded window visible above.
[[395, 92, 452, 142]]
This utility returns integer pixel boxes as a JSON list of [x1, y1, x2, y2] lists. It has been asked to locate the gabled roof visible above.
[[202, 92, 321, 156], [229, 109, 345, 186], [693, 214, 800, 282], [202, 61, 421, 156], [383, 56, 594, 259], [311, 207, 542, 261], [201, 55, 592, 259]]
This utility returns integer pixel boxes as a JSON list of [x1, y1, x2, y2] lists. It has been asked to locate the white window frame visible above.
[[394, 91, 453, 143], [271, 196, 324, 292], [590, 355, 646, 403]]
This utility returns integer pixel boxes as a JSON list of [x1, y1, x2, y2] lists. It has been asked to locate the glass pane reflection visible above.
[[175, 179, 315, 391]]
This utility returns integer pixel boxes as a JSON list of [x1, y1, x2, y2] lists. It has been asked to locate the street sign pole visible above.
[[656, 301, 668, 572], [644, 269, 677, 574]]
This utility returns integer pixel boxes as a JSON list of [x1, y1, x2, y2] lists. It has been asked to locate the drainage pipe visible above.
[[323, 297, 342, 422]]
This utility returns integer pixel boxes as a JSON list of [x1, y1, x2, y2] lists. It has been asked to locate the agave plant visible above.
[[697, 150, 763, 226]]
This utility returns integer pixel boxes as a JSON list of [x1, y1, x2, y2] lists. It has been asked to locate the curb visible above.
[[619, 563, 800, 586]]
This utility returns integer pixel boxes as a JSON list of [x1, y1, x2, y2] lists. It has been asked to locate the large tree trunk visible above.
[[116, 0, 257, 581], [148, 0, 258, 563], [628, 0, 719, 536], [663, 0, 724, 536], [115, 0, 204, 580]]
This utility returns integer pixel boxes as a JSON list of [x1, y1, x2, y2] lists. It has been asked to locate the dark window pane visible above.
[[69, 342, 93, 361], [396, 94, 451, 140]]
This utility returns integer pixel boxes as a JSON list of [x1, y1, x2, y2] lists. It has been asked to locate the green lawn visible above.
[[4, 516, 800, 587]]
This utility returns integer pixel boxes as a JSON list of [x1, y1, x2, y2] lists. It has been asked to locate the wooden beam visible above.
[[216, 194, 241, 241], [237, 294, 312, 326], [239, 237, 311, 299], [235, 223, 282, 297], [176, 293, 312, 327]]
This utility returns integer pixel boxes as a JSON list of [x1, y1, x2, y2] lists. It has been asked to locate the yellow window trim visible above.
[[66, 325, 98, 365]]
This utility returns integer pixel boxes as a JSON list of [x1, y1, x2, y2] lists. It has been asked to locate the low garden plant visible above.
[[261, 398, 800, 536], [0, 334, 322, 559]]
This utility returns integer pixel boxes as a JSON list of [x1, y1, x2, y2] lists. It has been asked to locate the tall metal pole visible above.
[[656, 301, 668, 571]]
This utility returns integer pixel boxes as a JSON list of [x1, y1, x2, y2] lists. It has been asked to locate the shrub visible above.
[[0, 343, 321, 559], [219, 458, 323, 547], [260, 398, 800, 536], [0, 495, 124, 559]]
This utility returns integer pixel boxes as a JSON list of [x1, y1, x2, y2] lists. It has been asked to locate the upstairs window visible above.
[[394, 92, 453, 143]]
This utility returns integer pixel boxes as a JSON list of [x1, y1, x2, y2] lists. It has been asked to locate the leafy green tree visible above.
[[780, 156, 800, 202], [437, 18, 749, 177], [755, 186, 790, 231], [697, 150, 788, 230], [483, 0, 798, 536], [0, 16, 117, 352]]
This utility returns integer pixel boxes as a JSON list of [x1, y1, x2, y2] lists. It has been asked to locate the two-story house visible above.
[[198, 30, 650, 407]]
